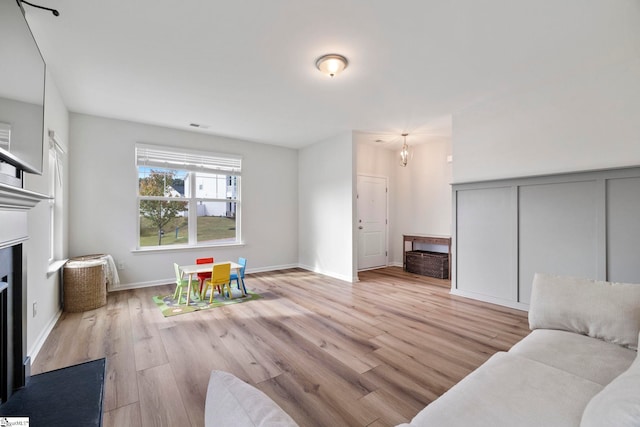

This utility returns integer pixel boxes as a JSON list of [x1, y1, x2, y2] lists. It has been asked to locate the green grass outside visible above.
[[139, 216, 236, 247]]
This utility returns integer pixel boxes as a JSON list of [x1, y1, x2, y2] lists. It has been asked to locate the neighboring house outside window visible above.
[[135, 144, 241, 248]]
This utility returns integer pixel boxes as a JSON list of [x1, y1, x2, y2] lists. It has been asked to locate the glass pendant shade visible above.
[[400, 133, 410, 167], [316, 54, 348, 77]]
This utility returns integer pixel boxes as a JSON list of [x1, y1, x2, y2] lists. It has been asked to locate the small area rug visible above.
[[153, 289, 261, 317]]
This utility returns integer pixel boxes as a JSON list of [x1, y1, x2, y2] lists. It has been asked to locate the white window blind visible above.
[[48, 130, 65, 187], [136, 144, 241, 175]]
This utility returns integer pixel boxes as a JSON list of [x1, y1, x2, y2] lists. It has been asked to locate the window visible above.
[[136, 144, 241, 248], [48, 131, 64, 263]]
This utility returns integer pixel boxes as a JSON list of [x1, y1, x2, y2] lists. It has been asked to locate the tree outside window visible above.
[[138, 169, 188, 246]]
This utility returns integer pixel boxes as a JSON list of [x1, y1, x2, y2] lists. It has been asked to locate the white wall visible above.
[[68, 113, 298, 287], [299, 132, 356, 282], [356, 142, 396, 179], [24, 72, 69, 359], [394, 138, 453, 258], [356, 137, 452, 267], [452, 2, 640, 183]]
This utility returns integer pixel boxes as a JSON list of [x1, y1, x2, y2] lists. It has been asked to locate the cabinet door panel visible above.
[[607, 177, 640, 283], [518, 180, 599, 304], [456, 187, 515, 301]]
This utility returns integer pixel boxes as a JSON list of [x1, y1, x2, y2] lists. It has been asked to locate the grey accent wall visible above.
[[607, 177, 640, 283], [452, 167, 640, 310]]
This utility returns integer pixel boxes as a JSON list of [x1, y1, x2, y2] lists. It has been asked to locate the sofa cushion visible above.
[[529, 273, 640, 349], [204, 371, 299, 427], [407, 352, 602, 427], [509, 329, 636, 386], [581, 350, 640, 427]]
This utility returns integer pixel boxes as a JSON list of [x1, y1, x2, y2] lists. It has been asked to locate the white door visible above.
[[357, 175, 388, 270]]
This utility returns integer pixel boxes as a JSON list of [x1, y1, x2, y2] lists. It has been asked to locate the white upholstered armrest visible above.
[[205, 370, 299, 427]]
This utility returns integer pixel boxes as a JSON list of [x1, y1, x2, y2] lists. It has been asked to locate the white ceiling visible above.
[[23, 0, 636, 149]]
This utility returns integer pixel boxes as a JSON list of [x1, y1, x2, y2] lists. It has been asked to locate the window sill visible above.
[[47, 259, 68, 277], [131, 241, 245, 254]]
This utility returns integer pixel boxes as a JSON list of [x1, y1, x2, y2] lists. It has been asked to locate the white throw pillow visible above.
[[529, 273, 640, 349], [581, 350, 640, 427], [205, 370, 299, 427]]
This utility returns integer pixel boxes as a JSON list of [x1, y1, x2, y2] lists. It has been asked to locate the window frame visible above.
[[48, 131, 64, 264], [135, 144, 242, 250]]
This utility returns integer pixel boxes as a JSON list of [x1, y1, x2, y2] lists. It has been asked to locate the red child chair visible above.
[[196, 257, 216, 295]]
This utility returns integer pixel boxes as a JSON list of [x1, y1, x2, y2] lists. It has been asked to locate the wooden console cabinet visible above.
[[403, 234, 452, 278]]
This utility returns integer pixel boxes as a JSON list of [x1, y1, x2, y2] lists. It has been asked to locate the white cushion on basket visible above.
[[204, 370, 299, 427], [529, 273, 640, 349]]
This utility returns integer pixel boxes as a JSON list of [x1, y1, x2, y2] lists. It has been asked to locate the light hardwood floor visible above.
[[32, 267, 530, 427]]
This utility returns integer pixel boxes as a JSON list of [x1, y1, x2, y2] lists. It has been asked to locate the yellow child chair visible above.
[[201, 263, 232, 303], [173, 263, 197, 304]]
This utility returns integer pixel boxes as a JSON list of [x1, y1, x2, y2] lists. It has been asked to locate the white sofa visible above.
[[205, 273, 640, 427]]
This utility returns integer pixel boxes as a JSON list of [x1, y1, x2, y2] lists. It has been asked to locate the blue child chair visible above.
[[230, 257, 247, 295]]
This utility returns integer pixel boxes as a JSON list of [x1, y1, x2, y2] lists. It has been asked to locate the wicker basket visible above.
[[63, 257, 107, 312], [406, 250, 449, 279]]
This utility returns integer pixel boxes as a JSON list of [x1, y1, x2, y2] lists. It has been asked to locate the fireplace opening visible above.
[[0, 271, 8, 405], [0, 244, 26, 406]]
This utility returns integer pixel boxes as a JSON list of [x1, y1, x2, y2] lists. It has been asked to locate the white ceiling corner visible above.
[[22, 0, 639, 149]]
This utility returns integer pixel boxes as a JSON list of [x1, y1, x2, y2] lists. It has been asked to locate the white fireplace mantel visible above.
[[0, 183, 49, 250], [0, 183, 50, 211]]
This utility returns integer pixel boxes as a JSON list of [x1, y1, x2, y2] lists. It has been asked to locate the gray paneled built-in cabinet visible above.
[[452, 167, 640, 310]]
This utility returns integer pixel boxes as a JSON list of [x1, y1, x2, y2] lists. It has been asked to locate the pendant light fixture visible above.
[[315, 54, 348, 77], [400, 133, 410, 167]]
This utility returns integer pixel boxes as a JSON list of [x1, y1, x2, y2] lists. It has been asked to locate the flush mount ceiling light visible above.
[[400, 133, 410, 167], [315, 54, 348, 77]]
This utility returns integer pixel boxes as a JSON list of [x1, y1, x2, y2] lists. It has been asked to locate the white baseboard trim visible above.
[[28, 308, 62, 362], [247, 263, 299, 274], [110, 279, 172, 291], [357, 266, 385, 272], [298, 264, 357, 283], [450, 288, 529, 311]]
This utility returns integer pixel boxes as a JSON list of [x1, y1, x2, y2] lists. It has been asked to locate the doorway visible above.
[[357, 175, 388, 270]]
